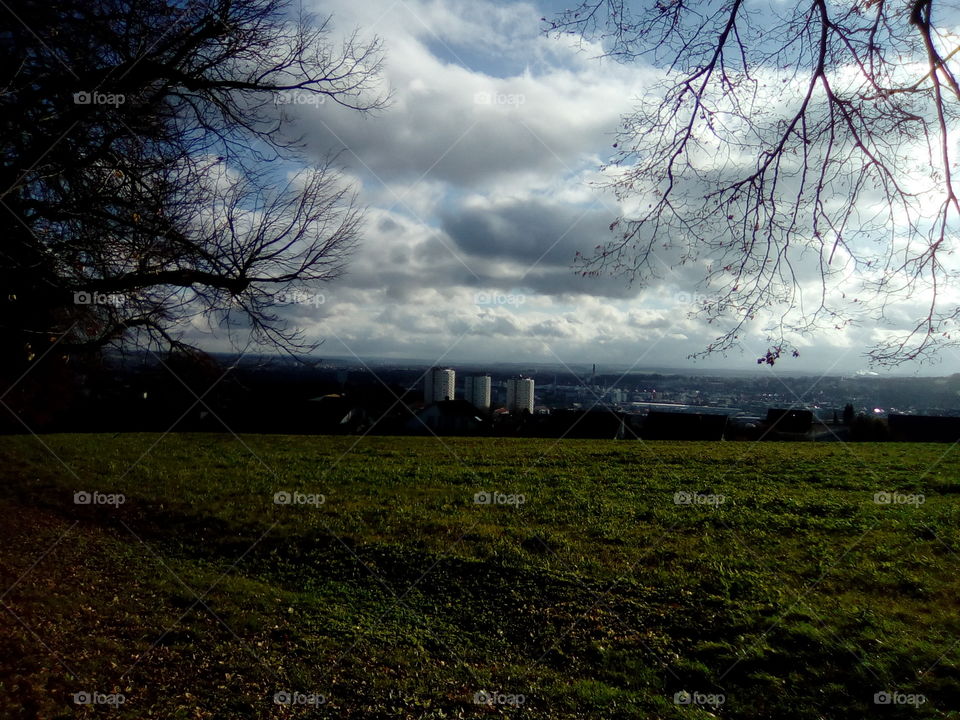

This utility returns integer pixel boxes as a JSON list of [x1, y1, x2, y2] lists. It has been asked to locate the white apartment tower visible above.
[[423, 367, 455, 403], [505, 376, 535, 414], [463, 375, 491, 410]]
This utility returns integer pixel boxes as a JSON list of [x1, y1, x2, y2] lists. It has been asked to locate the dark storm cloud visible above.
[[441, 199, 609, 267], [436, 198, 705, 300]]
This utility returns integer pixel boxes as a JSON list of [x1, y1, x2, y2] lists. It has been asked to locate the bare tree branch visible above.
[[549, 0, 960, 365]]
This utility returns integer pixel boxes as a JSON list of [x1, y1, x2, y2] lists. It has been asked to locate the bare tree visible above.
[[1, 0, 386, 377], [548, 0, 960, 365]]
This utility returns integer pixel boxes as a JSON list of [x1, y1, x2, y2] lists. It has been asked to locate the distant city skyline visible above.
[[229, 352, 951, 380]]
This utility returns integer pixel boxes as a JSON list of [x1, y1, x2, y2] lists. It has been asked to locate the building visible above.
[[463, 375, 491, 410], [405, 399, 490, 435], [423, 367, 455, 403], [506, 376, 535, 414], [766, 408, 814, 434], [307, 394, 365, 433]]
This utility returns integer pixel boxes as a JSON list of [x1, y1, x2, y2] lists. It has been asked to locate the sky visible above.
[[183, 0, 960, 377]]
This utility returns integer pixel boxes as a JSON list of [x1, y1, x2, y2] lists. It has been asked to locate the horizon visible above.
[[111, 348, 958, 380]]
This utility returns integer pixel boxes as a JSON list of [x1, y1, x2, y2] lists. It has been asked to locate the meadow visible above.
[[1, 433, 959, 718]]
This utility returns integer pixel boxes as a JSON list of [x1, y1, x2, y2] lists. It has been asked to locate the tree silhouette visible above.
[[843, 403, 856, 426], [1, 0, 386, 381]]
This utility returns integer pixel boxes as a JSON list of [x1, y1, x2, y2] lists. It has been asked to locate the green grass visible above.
[[2, 434, 960, 718]]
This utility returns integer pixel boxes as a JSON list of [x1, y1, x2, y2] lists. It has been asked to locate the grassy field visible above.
[[1, 433, 960, 718]]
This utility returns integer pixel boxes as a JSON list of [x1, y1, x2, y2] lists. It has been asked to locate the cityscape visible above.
[[419, 363, 929, 417], [405, 362, 960, 440], [9, 351, 958, 440]]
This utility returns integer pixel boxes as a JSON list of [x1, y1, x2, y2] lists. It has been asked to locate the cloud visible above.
[[284, 0, 646, 195], [441, 197, 599, 265], [173, 0, 951, 374]]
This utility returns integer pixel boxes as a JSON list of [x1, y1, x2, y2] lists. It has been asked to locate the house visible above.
[[405, 400, 490, 435], [765, 408, 814, 434], [307, 394, 365, 433]]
